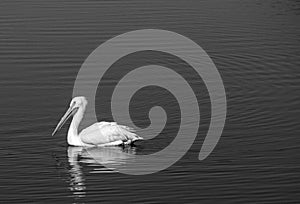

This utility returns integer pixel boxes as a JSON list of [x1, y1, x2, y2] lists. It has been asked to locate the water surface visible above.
[[0, 0, 299, 203]]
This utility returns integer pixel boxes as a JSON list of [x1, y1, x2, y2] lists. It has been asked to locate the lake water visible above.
[[0, 0, 299, 203]]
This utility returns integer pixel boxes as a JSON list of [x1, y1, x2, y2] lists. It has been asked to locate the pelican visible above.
[[52, 96, 143, 146]]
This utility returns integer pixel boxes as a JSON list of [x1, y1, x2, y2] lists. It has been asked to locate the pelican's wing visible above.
[[80, 122, 142, 145]]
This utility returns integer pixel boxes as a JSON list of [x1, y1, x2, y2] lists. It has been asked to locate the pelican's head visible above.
[[69, 96, 88, 109], [52, 96, 88, 136]]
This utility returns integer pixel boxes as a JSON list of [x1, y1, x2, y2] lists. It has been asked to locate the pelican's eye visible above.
[[70, 101, 76, 107]]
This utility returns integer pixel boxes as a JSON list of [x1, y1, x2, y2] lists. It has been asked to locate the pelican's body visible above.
[[52, 96, 143, 146]]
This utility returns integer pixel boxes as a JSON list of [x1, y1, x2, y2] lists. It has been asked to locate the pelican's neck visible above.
[[68, 105, 85, 146]]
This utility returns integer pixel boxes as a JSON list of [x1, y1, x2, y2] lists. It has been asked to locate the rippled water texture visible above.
[[0, 0, 299, 203]]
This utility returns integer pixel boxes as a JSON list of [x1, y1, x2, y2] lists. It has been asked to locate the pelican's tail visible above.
[[119, 125, 143, 144], [132, 135, 144, 142]]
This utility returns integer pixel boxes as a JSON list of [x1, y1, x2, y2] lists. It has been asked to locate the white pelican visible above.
[[52, 96, 143, 146]]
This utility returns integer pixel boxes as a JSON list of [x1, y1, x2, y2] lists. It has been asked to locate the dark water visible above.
[[1, 0, 299, 203]]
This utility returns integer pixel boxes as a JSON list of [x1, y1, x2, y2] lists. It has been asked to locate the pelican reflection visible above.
[[67, 146, 136, 199]]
